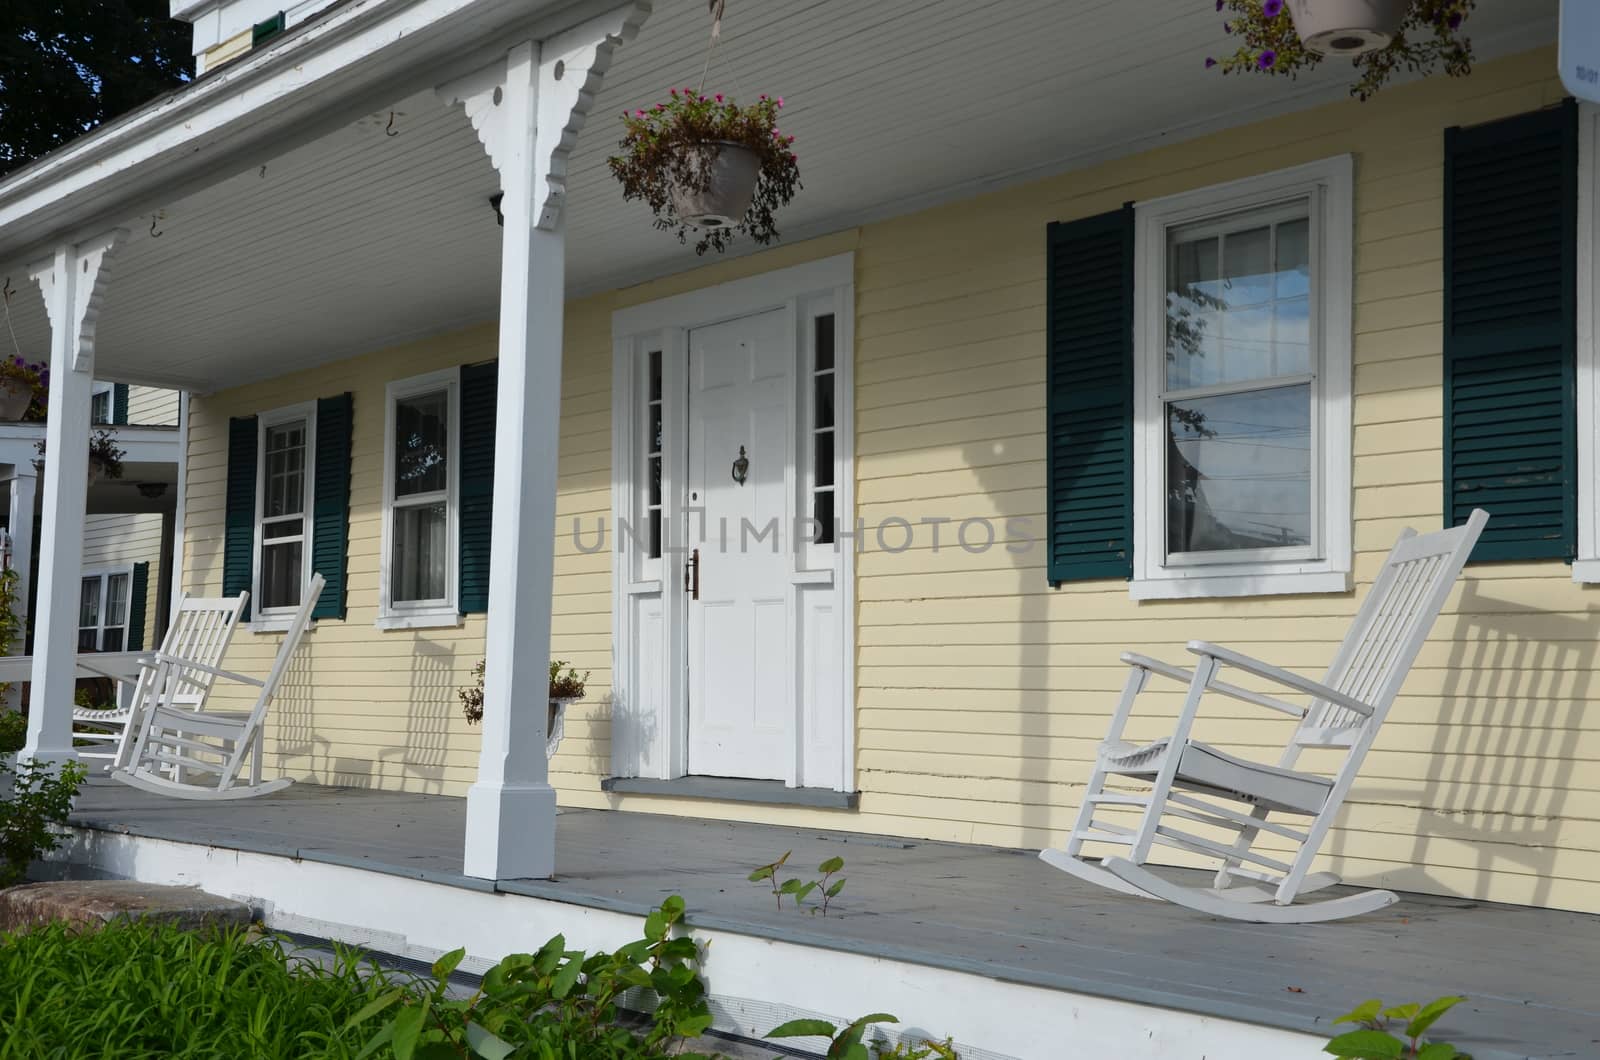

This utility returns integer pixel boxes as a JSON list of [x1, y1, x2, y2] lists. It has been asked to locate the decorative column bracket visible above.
[[436, 2, 649, 230], [29, 229, 126, 374]]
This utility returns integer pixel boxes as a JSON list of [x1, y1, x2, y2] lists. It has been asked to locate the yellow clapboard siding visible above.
[[172, 46, 1600, 914]]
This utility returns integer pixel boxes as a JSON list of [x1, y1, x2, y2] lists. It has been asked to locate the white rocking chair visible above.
[[113, 574, 322, 800], [1040, 510, 1488, 923], [71, 591, 250, 772]]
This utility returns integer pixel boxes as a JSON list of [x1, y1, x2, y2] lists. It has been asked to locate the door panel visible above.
[[687, 310, 792, 779]]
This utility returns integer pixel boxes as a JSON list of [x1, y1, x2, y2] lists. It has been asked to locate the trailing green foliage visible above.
[[766, 1013, 958, 1060], [0, 708, 24, 754], [358, 894, 716, 1059], [0, 920, 403, 1058], [1325, 996, 1472, 1059], [0, 756, 85, 888], [749, 851, 847, 916]]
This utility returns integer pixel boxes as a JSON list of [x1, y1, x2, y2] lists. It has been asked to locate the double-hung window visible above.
[[79, 569, 131, 652], [379, 370, 459, 626], [255, 405, 315, 614], [1131, 157, 1353, 599]]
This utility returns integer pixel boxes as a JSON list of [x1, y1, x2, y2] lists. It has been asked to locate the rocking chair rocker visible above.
[[1040, 510, 1488, 923]]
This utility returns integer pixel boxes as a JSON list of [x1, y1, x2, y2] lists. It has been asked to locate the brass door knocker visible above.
[[731, 445, 749, 486]]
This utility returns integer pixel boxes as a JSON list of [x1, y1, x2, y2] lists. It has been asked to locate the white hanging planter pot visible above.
[[546, 697, 579, 758], [0, 380, 33, 421], [1287, 0, 1409, 57], [670, 141, 761, 229]]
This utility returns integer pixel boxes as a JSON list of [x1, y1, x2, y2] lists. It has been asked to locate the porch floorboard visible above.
[[68, 781, 1598, 1059]]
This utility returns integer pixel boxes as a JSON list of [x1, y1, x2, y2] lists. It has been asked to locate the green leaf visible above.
[[1406, 996, 1467, 1040], [342, 989, 404, 1030], [676, 1012, 716, 1037], [431, 948, 467, 982], [779, 879, 804, 895], [1323, 1029, 1407, 1059], [818, 856, 845, 874], [550, 957, 583, 1000], [660, 895, 686, 921], [353, 1020, 396, 1060], [840, 1045, 870, 1060], [1381, 1003, 1420, 1022], [465, 1021, 518, 1060], [826, 879, 846, 898], [766, 1018, 838, 1039], [1415, 1043, 1463, 1060], [795, 881, 819, 903], [1334, 999, 1385, 1026], [391, 1004, 428, 1060], [644, 911, 667, 939], [748, 866, 774, 882]]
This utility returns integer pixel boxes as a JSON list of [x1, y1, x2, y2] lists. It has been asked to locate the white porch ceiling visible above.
[[0, 0, 1558, 391]]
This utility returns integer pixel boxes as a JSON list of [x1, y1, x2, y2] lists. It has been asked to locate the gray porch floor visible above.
[[68, 781, 1598, 1060]]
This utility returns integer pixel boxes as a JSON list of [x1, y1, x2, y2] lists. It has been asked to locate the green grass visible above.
[[0, 920, 406, 1059]]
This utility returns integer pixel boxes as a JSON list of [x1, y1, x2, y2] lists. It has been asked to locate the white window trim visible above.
[[80, 564, 135, 651], [1575, 103, 1600, 582], [376, 368, 460, 629], [1131, 156, 1354, 601], [252, 400, 317, 628]]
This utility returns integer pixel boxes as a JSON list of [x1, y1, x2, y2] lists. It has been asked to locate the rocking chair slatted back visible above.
[[1293, 510, 1488, 748], [158, 594, 250, 710]]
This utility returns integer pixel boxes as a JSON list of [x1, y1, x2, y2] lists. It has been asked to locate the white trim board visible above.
[[1576, 102, 1600, 583], [49, 827, 1331, 1060], [610, 253, 857, 793]]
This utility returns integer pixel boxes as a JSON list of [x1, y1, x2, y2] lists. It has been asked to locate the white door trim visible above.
[[610, 253, 856, 792]]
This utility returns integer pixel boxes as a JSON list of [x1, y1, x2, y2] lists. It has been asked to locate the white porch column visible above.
[[440, 3, 649, 880], [2, 471, 37, 711], [23, 231, 125, 763]]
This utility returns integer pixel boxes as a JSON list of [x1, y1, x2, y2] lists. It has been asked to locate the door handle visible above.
[[685, 548, 700, 601]]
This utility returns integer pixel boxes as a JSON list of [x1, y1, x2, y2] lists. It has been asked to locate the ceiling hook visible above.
[[149, 212, 164, 238], [385, 111, 399, 137], [1, 277, 12, 304]]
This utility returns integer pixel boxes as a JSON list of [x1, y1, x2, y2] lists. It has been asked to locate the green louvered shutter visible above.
[[224, 416, 258, 620], [111, 384, 129, 425], [1444, 101, 1578, 562], [458, 361, 498, 614], [126, 562, 149, 650], [1046, 206, 1135, 585], [312, 393, 353, 620]]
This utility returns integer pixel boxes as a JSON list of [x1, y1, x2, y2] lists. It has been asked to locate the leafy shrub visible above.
[[1325, 996, 1471, 1059], [0, 708, 24, 754], [0, 920, 402, 1058], [0, 757, 86, 888], [767, 1013, 958, 1059], [749, 851, 846, 916]]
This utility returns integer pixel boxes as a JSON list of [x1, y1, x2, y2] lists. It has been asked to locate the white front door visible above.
[[686, 309, 792, 779]]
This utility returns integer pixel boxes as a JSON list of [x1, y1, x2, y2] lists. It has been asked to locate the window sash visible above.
[[382, 373, 459, 616], [1156, 197, 1323, 569], [254, 408, 315, 614], [78, 571, 130, 651]]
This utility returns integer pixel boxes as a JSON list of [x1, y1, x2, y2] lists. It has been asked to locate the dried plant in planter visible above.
[[608, 89, 800, 255], [459, 660, 590, 725], [1209, 0, 1475, 100], [0, 356, 47, 421]]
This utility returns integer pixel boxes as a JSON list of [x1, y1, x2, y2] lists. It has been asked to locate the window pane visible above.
[[814, 374, 835, 431], [262, 520, 301, 540], [813, 489, 835, 545], [648, 350, 663, 402], [105, 574, 129, 626], [79, 629, 99, 651], [261, 541, 303, 610], [91, 392, 111, 425], [1166, 384, 1311, 555], [815, 314, 836, 372], [395, 391, 449, 497], [264, 421, 307, 518], [102, 628, 124, 652], [392, 502, 449, 603], [814, 430, 835, 489], [79, 578, 101, 628], [1168, 214, 1311, 389]]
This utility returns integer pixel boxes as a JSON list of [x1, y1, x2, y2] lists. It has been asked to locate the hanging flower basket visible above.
[[609, 90, 800, 255], [32, 429, 126, 485], [1209, 0, 1474, 100], [668, 140, 763, 230], [1287, 0, 1409, 56], [0, 358, 47, 422]]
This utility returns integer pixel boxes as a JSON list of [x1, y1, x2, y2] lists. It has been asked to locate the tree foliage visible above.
[[0, 0, 193, 177]]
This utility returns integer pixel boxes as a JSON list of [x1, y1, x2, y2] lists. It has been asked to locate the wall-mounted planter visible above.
[[0, 381, 33, 422], [1288, 0, 1409, 57], [547, 696, 579, 758], [670, 141, 761, 229]]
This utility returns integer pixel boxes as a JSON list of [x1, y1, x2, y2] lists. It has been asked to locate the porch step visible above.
[[0, 880, 251, 934]]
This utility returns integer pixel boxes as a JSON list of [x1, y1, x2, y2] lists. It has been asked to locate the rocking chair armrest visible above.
[[1187, 641, 1375, 718], [75, 654, 157, 684], [1121, 652, 1306, 718], [149, 653, 266, 689]]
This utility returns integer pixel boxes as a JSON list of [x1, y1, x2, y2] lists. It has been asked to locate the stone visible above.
[[0, 880, 251, 934]]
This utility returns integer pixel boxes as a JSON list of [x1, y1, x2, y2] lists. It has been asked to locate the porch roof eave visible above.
[[0, 0, 623, 272]]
